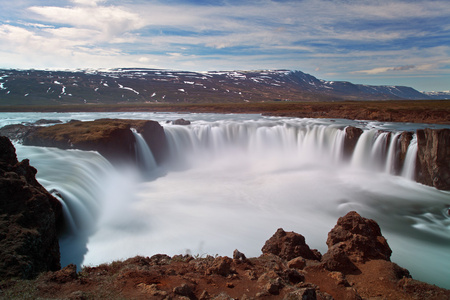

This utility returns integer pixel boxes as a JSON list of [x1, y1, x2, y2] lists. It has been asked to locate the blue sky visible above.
[[0, 0, 449, 91]]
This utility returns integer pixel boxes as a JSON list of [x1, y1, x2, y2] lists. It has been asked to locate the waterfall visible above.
[[10, 112, 450, 289], [163, 122, 348, 168], [402, 135, 418, 180], [385, 132, 401, 174], [131, 128, 158, 173], [14, 144, 117, 234]]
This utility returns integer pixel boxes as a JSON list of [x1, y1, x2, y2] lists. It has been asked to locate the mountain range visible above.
[[0, 68, 449, 105]]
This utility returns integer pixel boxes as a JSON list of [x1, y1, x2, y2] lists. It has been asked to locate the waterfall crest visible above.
[[163, 122, 415, 178]]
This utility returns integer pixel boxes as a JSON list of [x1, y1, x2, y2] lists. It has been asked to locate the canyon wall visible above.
[[0, 136, 62, 279], [416, 128, 450, 190]]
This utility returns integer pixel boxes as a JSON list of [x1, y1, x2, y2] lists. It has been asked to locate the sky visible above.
[[0, 0, 449, 92]]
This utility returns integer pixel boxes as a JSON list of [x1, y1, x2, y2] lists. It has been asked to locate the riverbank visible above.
[[1, 100, 449, 124]]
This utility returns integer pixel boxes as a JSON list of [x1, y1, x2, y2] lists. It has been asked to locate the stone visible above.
[[258, 271, 284, 295], [0, 136, 62, 280], [206, 256, 233, 276], [233, 249, 247, 261], [322, 211, 392, 273], [283, 268, 305, 284], [172, 118, 191, 125], [343, 126, 363, 160], [0, 124, 35, 142], [173, 283, 195, 297], [261, 228, 321, 261], [416, 128, 450, 190], [283, 287, 317, 300], [287, 257, 306, 269]]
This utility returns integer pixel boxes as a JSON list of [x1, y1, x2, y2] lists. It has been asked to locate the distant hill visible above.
[[0, 68, 443, 105], [422, 91, 450, 100]]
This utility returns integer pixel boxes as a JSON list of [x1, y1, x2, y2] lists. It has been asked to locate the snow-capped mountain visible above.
[[422, 91, 450, 100], [0, 68, 442, 105]]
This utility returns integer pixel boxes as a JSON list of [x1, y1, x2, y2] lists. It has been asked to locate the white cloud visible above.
[[0, 0, 449, 90], [28, 3, 145, 40], [71, 0, 106, 7]]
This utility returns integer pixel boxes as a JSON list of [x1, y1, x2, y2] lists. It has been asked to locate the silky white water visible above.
[[2, 112, 449, 289]]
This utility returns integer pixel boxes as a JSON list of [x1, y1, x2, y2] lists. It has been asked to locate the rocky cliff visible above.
[[21, 119, 168, 166], [0, 136, 62, 280], [416, 128, 450, 190], [343, 126, 450, 190], [1, 211, 449, 299]]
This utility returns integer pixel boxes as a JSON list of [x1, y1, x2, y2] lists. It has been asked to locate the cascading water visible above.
[[385, 132, 401, 174], [131, 128, 158, 174], [6, 112, 450, 289], [402, 135, 418, 180]]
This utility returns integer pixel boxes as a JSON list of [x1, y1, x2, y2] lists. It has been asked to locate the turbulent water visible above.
[[1, 112, 449, 289]]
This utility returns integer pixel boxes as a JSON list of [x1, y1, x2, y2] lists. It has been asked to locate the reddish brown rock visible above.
[[22, 119, 168, 166], [2, 210, 450, 299], [261, 228, 321, 261], [416, 128, 450, 190], [43, 264, 78, 284], [205, 256, 234, 276], [321, 211, 392, 273], [0, 136, 62, 279]]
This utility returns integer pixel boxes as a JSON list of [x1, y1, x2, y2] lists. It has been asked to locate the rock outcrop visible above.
[[0, 136, 62, 279], [416, 128, 450, 190], [343, 126, 363, 160], [3, 210, 449, 299], [2, 210, 450, 299], [22, 119, 168, 166], [321, 211, 392, 273], [261, 228, 322, 261]]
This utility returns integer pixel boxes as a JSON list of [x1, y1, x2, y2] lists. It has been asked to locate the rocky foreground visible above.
[[1, 136, 449, 299]]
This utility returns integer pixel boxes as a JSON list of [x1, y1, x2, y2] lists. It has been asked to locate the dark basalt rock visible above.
[[172, 118, 191, 125], [343, 126, 363, 160], [416, 128, 450, 190], [261, 228, 321, 261], [0, 124, 35, 141], [0, 136, 62, 279]]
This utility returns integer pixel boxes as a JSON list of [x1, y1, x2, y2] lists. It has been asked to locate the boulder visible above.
[[261, 228, 321, 261], [172, 118, 191, 125], [321, 211, 391, 273], [206, 256, 234, 276], [0, 136, 62, 279], [416, 128, 450, 190], [0, 124, 35, 141]]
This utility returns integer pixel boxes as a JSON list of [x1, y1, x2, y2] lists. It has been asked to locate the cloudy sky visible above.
[[0, 0, 449, 91]]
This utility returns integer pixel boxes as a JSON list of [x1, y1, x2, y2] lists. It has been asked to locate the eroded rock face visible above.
[[0, 136, 62, 279], [343, 126, 363, 160], [416, 128, 450, 190], [22, 119, 168, 166], [321, 211, 392, 273], [261, 228, 322, 261]]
